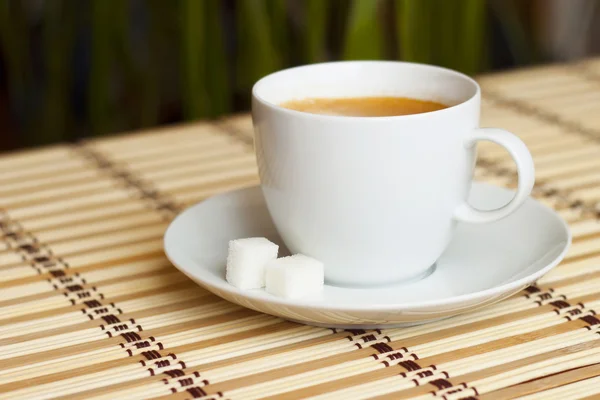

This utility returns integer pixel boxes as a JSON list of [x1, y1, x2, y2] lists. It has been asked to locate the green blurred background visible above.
[[0, 0, 599, 151]]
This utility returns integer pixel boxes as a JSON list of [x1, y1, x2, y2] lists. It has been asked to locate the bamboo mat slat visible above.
[[2, 58, 600, 400]]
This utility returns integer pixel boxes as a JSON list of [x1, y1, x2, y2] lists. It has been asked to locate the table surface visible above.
[[2, 58, 600, 400]]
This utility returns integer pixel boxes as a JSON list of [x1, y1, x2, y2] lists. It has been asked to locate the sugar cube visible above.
[[265, 254, 324, 299], [226, 237, 279, 289]]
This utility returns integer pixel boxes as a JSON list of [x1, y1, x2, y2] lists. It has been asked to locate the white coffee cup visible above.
[[252, 61, 534, 287]]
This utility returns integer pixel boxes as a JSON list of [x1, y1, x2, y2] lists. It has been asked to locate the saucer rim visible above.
[[164, 182, 571, 312]]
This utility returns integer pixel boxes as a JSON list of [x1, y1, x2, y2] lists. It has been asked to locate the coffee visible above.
[[280, 96, 447, 117]]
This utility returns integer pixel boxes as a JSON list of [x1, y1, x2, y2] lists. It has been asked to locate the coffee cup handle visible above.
[[454, 128, 535, 224]]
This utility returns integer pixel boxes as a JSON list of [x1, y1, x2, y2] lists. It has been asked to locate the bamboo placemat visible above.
[[2, 59, 600, 400]]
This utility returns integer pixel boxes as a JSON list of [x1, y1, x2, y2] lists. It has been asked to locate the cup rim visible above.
[[252, 60, 481, 121]]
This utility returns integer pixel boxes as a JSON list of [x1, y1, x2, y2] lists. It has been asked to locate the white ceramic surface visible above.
[[163, 182, 570, 329], [252, 61, 535, 287]]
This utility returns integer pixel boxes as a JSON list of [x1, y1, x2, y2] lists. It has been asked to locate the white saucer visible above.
[[164, 182, 570, 328]]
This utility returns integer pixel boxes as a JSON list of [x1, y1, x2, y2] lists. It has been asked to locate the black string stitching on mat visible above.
[[477, 91, 600, 219], [72, 143, 183, 218], [65, 143, 218, 395]]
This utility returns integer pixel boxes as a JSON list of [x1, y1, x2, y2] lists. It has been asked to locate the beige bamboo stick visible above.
[[539, 255, 600, 285], [174, 177, 261, 205], [550, 171, 600, 192], [568, 219, 600, 240], [153, 165, 257, 193], [534, 158, 600, 181], [433, 324, 595, 375], [157, 315, 293, 349], [545, 105, 600, 127], [556, 207, 585, 223], [478, 131, 585, 155], [0, 262, 176, 310], [0, 179, 131, 209], [122, 140, 249, 171], [564, 236, 600, 261], [471, 348, 600, 394], [87, 135, 236, 165], [0, 285, 205, 340], [300, 371, 434, 400], [0, 281, 204, 339], [530, 88, 600, 109], [0, 158, 94, 185], [15, 200, 152, 230], [570, 185, 600, 203], [480, 73, 583, 95], [484, 61, 572, 78], [0, 295, 226, 344], [0, 280, 58, 301], [0, 350, 150, 394], [480, 106, 549, 125], [540, 271, 599, 295], [0, 272, 188, 319], [0, 252, 26, 268], [130, 301, 238, 331], [0, 148, 81, 173], [3, 267, 186, 310], [513, 374, 600, 400], [0, 266, 43, 283], [481, 125, 565, 143], [58, 238, 164, 270], [0, 280, 197, 330], [33, 212, 165, 245], [87, 122, 229, 152], [464, 354, 600, 400], [489, 127, 566, 146], [580, 118, 600, 133], [0, 145, 73, 170], [414, 315, 576, 361], [0, 255, 170, 298], [0, 168, 106, 197], [503, 101, 600, 130], [541, 94, 600, 115], [515, 147, 600, 169], [97, 133, 235, 160], [139, 154, 255, 183], [67, 257, 170, 285], [0, 239, 164, 285], [480, 136, 591, 160], [6, 189, 140, 221], [37, 222, 167, 259]]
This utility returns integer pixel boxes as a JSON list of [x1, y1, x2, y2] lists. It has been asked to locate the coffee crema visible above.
[[280, 96, 448, 117]]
